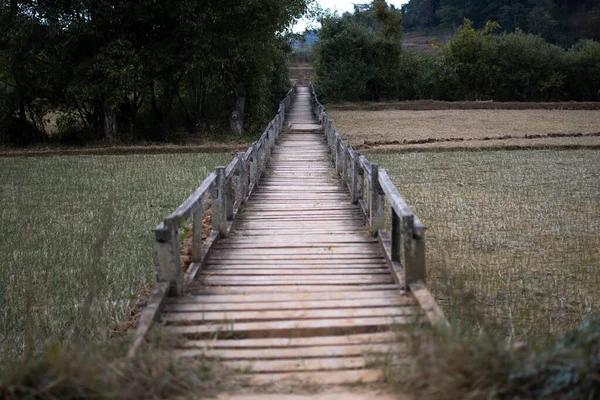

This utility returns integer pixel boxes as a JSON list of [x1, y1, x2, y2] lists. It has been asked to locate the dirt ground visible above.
[[327, 109, 600, 151], [0, 142, 250, 158]]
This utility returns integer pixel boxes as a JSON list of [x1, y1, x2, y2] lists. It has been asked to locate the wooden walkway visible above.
[[158, 87, 426, 385]]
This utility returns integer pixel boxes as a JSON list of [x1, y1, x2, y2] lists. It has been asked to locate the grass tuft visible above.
[[0, 329, 227, 400]]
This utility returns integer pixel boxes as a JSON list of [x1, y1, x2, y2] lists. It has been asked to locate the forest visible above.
[[0, 0, 312, 146], [401, 0, 600, 45], [314, 1, 600, 103]]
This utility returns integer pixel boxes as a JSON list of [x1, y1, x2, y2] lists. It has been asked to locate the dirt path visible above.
[[0, 143, 250, 158]]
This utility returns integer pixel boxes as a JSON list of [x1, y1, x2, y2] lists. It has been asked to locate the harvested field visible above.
[[0, 153, 230, 361], [369, 150, 600, 344], [329, 109, 600, 151], [0, 142, 250, 158], [328, 101, 600, 111]]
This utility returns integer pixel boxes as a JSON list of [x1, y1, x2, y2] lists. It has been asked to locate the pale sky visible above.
[[293, 0, 409, 32]]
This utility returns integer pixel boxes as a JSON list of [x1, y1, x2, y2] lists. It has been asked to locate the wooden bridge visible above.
[[130, 84, 446, 387]]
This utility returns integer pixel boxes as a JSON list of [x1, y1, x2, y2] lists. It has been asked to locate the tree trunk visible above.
[[103, 105, 117, 141], [229, 90, 246, 136]]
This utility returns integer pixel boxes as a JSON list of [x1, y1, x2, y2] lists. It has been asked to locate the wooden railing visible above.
[[309, 83, 426, 290], [154, 83, 297, 296]]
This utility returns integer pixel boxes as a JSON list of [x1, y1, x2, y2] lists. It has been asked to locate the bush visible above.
[[316, 11, 600, 104], [564, 40, 600, 101]]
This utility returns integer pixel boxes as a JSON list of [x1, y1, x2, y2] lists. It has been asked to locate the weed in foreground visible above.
[[386, 315, 600, 400], [0, 328, 227, 400], [370, 150, 600, 345]]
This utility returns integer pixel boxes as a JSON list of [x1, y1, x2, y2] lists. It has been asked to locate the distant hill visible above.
[[292, 32, 319, 49], [401, 0, 600, 46]]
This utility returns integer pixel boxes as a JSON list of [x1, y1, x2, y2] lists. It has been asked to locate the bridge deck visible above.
[[162, 87, 423, 385]]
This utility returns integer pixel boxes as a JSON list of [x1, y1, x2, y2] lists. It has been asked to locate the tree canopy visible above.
[[401, 0, 600, 45], [0, 0, 314, 145]]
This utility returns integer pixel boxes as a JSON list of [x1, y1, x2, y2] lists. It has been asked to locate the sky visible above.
[[292, 0, 409, 32]]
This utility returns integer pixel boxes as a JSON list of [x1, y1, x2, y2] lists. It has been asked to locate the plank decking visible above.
[[162, 87, 423, 385]]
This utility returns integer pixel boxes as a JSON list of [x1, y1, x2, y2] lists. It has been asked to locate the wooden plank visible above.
[[180, 284, 401, 295], [179, 331, 401, 349], [220, 235, 376, 244], [224, 357, 368, 373], [204, 264, 388, 270], [167, 316, 418, 337], [202, 268, 391, 275], [165, 306, 417, 324], [208, 250, 381, 258], [165, 297, 413, 313], [175, 343, 402, 359], [127, 282, 170, 358], [199, 276, 394, 285], [184, 230, 219, 283], [238, 369, 383, 385], [169, 289, 405, 304], [409, 281, 450, 329], [213, 242, 376, 250], [206, 259, 386, 266]]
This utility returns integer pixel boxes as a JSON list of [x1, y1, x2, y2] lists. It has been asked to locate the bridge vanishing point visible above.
[[129, 84, 447, 389]]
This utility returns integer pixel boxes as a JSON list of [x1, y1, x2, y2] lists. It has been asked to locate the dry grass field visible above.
[[329, 109, 600, 151], [369, 150, 600, 344], [0, 153, 230, 361]]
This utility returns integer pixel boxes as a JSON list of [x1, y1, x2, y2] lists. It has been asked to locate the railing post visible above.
[[341, 144, 349, 185], [211, 166, 227, 237], [335, 137, 341, 173], [191, 209, 203, 263], [391, 209, 401, 263], [369, 164, 385, 235], [236, 152, 248, 203], [224, 175, 233, 223], [351, 151, 363, 204], [248, 145, 257, 190], [404, 219, 426, 287], [154, 220, 182, 296]]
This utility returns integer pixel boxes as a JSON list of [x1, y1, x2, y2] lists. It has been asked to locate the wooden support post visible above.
[[391, 209, 401, 263], [338, 140, 347, 178], [224, 176, 233, 222], [191, 209, 203, 263], [211, 166, 227, 237], [154, 220, 182, 296], [335, 137, 341, 174], [351, 151, 362, 204], [403, 215, 426, 287], [236, 152, 248, 203], [369, 164, 385, 236]]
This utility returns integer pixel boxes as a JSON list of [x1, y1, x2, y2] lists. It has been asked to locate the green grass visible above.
[[368, 150, 600, 345], [0, 153, 231, 361]]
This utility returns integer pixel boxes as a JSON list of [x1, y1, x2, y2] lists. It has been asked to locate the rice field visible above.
[[329, 109, 600, 151], [368, 150, 600, 344], [0, 153, 230, 361]]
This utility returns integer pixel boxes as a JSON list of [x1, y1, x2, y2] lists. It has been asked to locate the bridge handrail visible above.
[[154, 82, 297, 296], [308, 82, 426, 289]]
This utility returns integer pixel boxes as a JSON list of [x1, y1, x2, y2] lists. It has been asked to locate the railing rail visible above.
[[308, 82, 426, 290], [154, 83, 297, 296]]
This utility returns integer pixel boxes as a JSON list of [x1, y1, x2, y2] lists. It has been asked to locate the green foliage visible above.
[[314, 0, 404, 101], [317, 16, 600, 103], [402, 0, 600, 45], [0, 0, 313, 145]]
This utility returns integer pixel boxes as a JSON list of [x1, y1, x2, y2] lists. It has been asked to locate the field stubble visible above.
[[330, 109, 600, 151], [0, 153, 230, 360], [369, 150, 600, 344]]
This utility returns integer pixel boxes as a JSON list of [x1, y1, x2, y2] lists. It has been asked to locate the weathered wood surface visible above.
[[160, 86, 424, 385]]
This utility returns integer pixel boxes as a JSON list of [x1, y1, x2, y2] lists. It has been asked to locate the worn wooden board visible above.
[[180, 331, 401, 348], [165, 297, 412, 312], [175, 343, 403, 359], [169, 289, 407, 303], [167, 316, 419, 337], [151, 85, 431, 387]]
